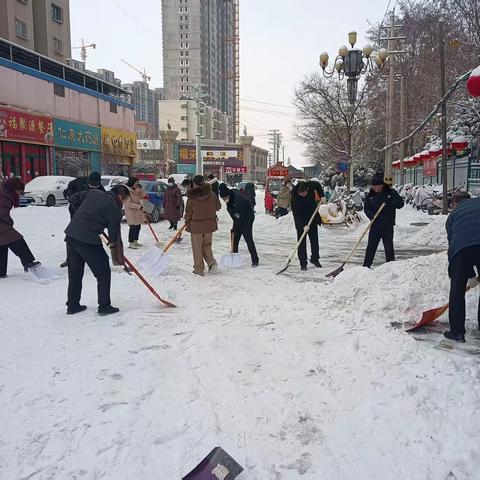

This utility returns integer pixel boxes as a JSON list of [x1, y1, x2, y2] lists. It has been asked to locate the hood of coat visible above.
[[187, 183, 212, 201]]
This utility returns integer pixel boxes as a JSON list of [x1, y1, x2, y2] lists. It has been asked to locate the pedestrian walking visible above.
[[65, 172, 130, 316], [444, 192, 480, 342], [185, 175, 221, 276], [0, 177, 41, 278], [291, 180, 324, 271], [164, 177, 183, 230], [207, 173, 220, 197], [125, 177, 145, 250], [363, 172, 404, 268], [275, 179, 291, 218], [219, 183, 259, 267]]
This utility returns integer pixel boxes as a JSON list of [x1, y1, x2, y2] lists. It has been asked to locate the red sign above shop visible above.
[[225, 166, 247, 174], [267, 163, 289, 178], [0, 107, 54, 145]]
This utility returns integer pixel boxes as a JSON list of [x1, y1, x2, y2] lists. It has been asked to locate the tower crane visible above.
[[121, 59, 151, 84], [72, 39, 96, 64]]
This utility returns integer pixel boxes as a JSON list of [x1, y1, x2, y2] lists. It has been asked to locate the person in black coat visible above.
[[291, 180, 324, 271], [444, 192, 480, 342], [63, 176, 105, 218], [363, 172, 404, 268], [65, 172, 130, 316], [219, 183, 259, 267]]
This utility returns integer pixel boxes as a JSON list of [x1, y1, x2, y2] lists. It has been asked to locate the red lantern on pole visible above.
[[467, 66, 480, 97], [451, 135, 468, 150]]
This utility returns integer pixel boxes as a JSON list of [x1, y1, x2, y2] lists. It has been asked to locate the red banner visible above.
[[267, 164, 289, 177], [423, 158, 438, 177], [0, 107, 54, 145], [225, 166, 247, 174]]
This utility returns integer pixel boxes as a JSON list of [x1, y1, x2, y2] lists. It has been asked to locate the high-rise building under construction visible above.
[[161, 0, 239, 141]]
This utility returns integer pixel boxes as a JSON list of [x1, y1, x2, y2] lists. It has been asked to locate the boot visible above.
[[443, 331, 466, 343], [134, 240, 143, 247], [128, 242, 138, 250], [24, 260, 41, 272], [310, 259, 322, 268], [208, 262, 218, 273], [98, 305, 120, 316], [67, 305, 87, 315]]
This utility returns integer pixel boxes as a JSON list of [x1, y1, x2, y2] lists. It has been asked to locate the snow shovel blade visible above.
[[138, 244, 163, 268], [29, 265, 60, 284], [276, 260, 291, 275], [326, 262, 346, 278], [405, 304, 449, 332], [220, 252, 243, 269], [139, 248, 171, 276]]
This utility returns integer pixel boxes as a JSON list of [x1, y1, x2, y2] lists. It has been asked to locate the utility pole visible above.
[[193, 85, 206, 175], [439, 21, 449, 215], [282, 145, 285, 164], [385, 10, 396, 185], [399, 76, 406, 185], [268, 129, 281, 166]]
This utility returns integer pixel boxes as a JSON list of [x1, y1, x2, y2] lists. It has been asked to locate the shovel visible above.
[[29, 264, 60, 284], [220, 231, 243, 269], [326, 202, 386, 278], [138, 223, 187, 276], [406, 286, 472, 332], [276, 202, 322, 275]]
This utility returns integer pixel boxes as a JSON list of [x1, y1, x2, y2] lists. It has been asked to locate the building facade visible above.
[[159, 99, 229, 142], [0, 0, 71, 63], [161, 0, 237, 141], [0, 37, 135, 181], [123, 81, 161, 138]]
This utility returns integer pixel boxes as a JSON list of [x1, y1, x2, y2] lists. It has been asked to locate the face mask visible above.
[[168, 182, 174, 186]]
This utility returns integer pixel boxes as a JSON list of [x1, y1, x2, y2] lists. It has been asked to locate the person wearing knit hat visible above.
[[363, 172, 404, 268], [219, 183, 259, 267]]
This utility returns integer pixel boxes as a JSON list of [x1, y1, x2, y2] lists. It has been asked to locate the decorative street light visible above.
[[319, 31, 388, 104]]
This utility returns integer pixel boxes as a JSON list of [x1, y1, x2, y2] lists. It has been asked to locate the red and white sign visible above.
[[267, 164, 289, 177], [225, 166, 247, 174], [0, 107, 54, 145]]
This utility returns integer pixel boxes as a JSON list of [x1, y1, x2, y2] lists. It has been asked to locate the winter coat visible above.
[[276, 185, 291, 209], [209, 178, 220, 197], [64, 177, 105, 218], [446, 197, 480, 261], [0, 181, 23, 247], [364, 184, 404, 229], [241, 183, 256, 208], [163, 184, 183, 223], [65, 189, 123, 245], [185, 183, 221, 234], [226, 189, 255, 231], [124, 185, 145, 226], [291, 181, 325, 228]]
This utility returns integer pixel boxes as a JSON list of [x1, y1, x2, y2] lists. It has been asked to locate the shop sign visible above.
[[202, 150, 239, 160], [54, 118, 101, 151], [137, 139, 162, 150], [267, 164, 289, 177], [177, 163, 196, 174], [225, 166, 247, 174], [177, 146, 241, 163], [0, 107, 54, 145], [423, 158, 438, 177], [102, 127, 137, 157]]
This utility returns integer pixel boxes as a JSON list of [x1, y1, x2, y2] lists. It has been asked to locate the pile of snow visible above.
[[404, 215, 449, 249]]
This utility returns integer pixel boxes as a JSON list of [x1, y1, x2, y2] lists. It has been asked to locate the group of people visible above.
[[1, 169, 480, 343]]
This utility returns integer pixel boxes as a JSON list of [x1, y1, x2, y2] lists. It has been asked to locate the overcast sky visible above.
[[70, 0, 389, 167]]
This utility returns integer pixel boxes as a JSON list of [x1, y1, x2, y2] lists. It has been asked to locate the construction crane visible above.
[[72, 39, 96, 64], [121, 59, 151, 84]]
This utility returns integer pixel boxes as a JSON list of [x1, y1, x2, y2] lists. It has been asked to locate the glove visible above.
[[467, 277, 479, 289], [303, 225, 310, 232], [110, 242, 125, 266]]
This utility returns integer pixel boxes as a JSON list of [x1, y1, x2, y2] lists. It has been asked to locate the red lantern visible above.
[[451, 135, 468, 150], [467, 66, 480, 97], [420, 150, 430, 161], [429, 148, 441, 158]]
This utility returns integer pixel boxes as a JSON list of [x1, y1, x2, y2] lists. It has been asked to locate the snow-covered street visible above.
[[1, 198, 480, 479]]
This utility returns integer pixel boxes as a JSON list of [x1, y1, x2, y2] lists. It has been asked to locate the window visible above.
[[54, 83, 65, 97], [15, 18, 28, 39], [181, 127, 188, 132], [51, 3, 63, 23], [110, 102, 117, 113], [181, 116, 187, 121], [53, 37, 63, 54], [181, 103, 187, 109]]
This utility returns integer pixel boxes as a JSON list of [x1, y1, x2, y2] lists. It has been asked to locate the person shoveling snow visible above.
[[0, 177, 42, 279]]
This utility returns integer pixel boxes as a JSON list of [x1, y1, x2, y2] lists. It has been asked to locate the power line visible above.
[[241, 97, 296, 110]]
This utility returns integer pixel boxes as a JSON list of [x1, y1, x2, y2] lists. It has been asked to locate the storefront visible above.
[[0, 107, 53, 182], [53, 119, 101, 176], [101, 127, 137, 176], [175, 144, 246, 180]]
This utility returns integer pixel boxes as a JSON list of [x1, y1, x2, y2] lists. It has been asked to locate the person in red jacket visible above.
[[0, 177, 40, 278]]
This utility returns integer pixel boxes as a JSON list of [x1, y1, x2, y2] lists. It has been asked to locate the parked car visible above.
[[140, 179, 185, 223], [101, 175, 128, 191], [23, 175, 75, 207], [19, 195, 34, 207]]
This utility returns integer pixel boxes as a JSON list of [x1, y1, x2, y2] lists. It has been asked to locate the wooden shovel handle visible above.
[[163, 223, 188, 253]]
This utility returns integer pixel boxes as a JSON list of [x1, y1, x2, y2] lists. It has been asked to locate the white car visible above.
[[101, 175, 128, 191], [24, 175, 75, 207]]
